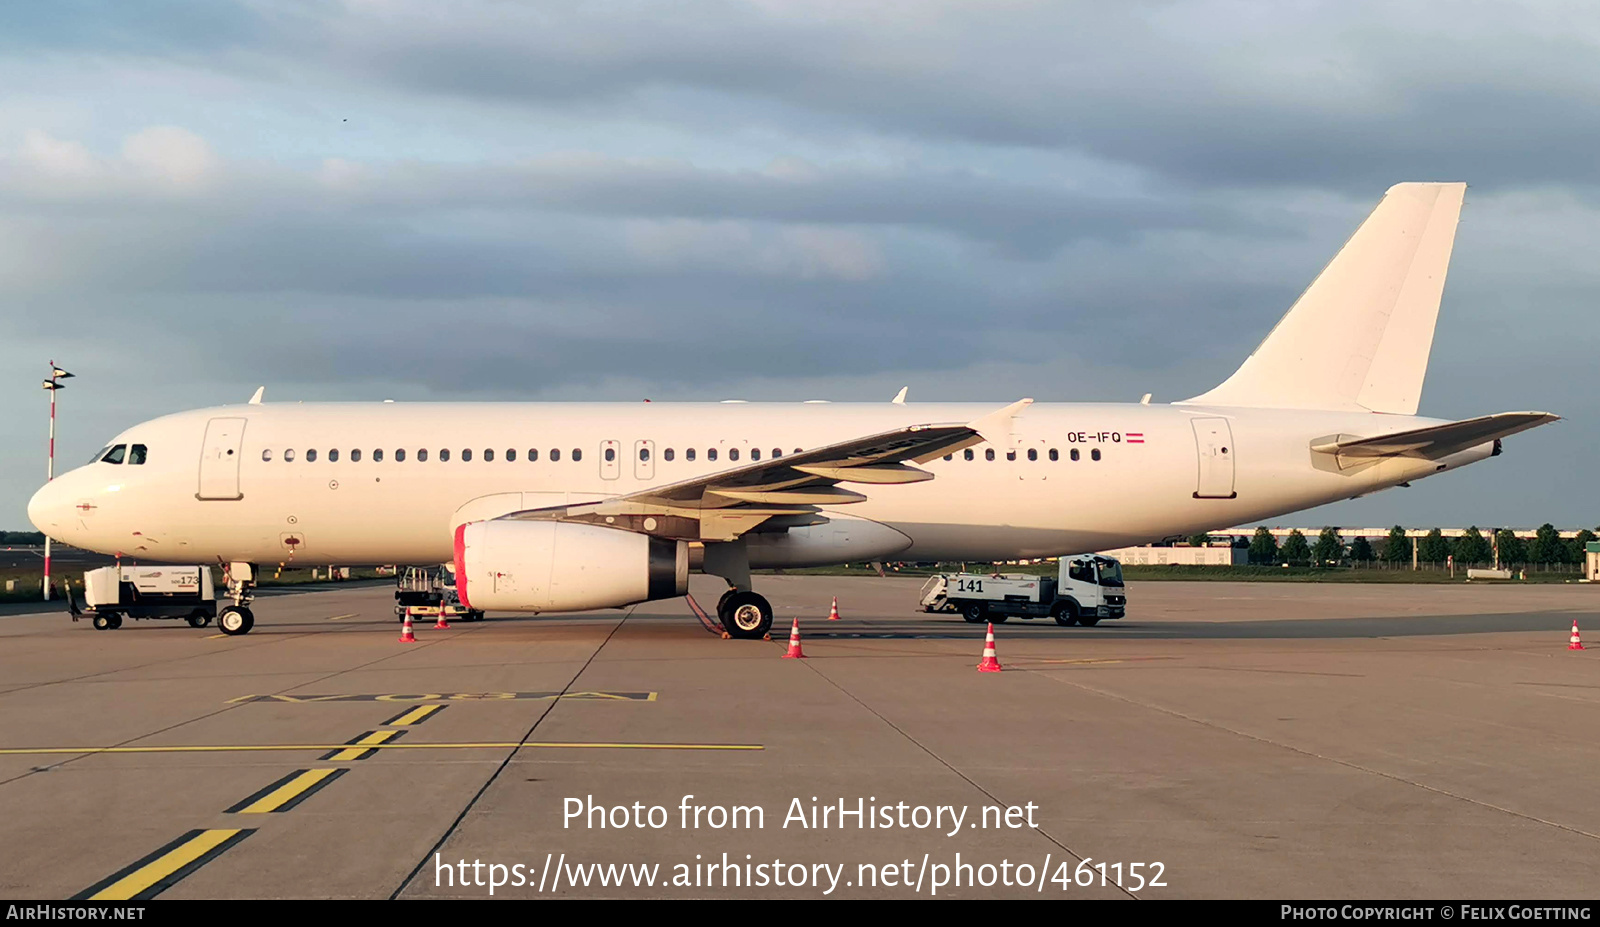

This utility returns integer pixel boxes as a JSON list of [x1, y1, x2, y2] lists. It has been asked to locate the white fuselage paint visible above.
[[28, 401, 1492, 568]]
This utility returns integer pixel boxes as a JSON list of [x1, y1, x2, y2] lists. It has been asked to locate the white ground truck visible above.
[[919, 555, 1127, 626], [78, 565, 220, 631]]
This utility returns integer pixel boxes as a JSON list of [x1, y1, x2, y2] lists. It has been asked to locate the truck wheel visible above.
[[107, 613, 123, 630], [219, 606, 254, 636], [1053, 602, 1077, 627], [92, 613, 113, 631], [962, 603, 986, 623], [187, 611, 211, 628]]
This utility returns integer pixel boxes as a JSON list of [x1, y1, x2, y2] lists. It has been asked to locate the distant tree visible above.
[[1496, 530, 1528, 566], [1248, 527, 1279, 565], [1455, 527, 1491, 565], [1570, 528, 1597, 565], [1280, 529, 1311, 566], [1349, 537, 1375, 562], [1531, 523, 1565, 564], [1380, 525, 1412, 563], [1188, 533, 1212, 547], [1312, 527, 1344, 565], [1417, 528, 1452, 564]]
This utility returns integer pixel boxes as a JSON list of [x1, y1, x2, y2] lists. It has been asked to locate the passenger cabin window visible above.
[[640, 447, 650, 461], [462, 449, 472, 462], [572, 448, 582, 462], [329, 449, 340, 462], [306, 449, 318, 462], [686, 448, 696, 461], [372, 449, 383, 462], [417, 449, 429, 462], [440, 449, 450, 462], [285, 449, 297, 462], [262, 449, 273, 462], [750, 448, 759, 461], [944, 454, 953, 461], [506, 449, 517, 462], [101, 444, 127, 464], [964, 449, 974, 461], [527, 448, 538, 462], [707, 448, 718, 462], [396, 449, 406, 462], [1027, 449, 1037, 461], [1049, 449, 1058, 461], [985, 449, 995, 461], [772, 448, 782, 458], [1070, 448, 1080, 461], [484, 449, 494, 462], [1006, 450, 1016, 461], [1091, 448, 1101, 461], [664, 448, 675, 462], [729, 448, 740, 462], [351, 449, 362, 462], [550, 449, 561, 462], [605, 447, 616, 462]]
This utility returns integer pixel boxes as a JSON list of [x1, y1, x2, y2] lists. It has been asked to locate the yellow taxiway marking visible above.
[[0, 741, 763, 755], [325, 729, 402, 761], [228, 768, 344, 814], [1024, 658, 1126, 665], [326, 613, 358, 621], [80, 828, 249, 901], [387, 704, 442, 726], [204, 633, 228, 640]]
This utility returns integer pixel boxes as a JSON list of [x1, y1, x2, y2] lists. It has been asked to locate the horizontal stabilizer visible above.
[[1311, 412, 1559, 460]]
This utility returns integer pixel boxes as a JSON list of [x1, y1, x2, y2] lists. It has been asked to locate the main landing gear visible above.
[[219, 561, 257, 636], [704, 540, 774, 640], [715, 589, 774, 640]]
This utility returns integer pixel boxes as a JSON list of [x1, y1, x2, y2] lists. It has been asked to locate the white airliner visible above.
[[28, 183, 1557, 638]]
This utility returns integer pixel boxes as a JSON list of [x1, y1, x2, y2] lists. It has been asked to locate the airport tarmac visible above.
[[0, 575, 1596, 899]]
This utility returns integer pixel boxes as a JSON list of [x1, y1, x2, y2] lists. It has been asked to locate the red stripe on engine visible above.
[[453, 522, 471, 609]]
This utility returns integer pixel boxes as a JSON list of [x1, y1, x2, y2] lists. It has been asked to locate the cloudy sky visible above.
[[2, 1, 1594, 530]]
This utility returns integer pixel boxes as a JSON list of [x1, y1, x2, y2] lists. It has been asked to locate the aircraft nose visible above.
[[27, 479, 70, 536]]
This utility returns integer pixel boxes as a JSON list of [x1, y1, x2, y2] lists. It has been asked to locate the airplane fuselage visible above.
[[29, 400, 1491, 568]]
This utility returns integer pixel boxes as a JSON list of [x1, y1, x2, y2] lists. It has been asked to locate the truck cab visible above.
[[920, 555, 1127, 626]]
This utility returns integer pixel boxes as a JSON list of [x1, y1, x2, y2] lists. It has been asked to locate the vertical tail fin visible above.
[[1183, 182, 1466, 414]]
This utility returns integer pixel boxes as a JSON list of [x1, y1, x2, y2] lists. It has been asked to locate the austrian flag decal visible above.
[[1126, 433, 1145, 444]]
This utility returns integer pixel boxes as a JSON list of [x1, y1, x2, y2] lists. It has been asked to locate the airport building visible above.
[[1588, 541, 1600, 581], [1098, 545, 1247, 566]]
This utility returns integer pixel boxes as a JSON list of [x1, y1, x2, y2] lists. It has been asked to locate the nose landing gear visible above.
[[219, 561, 257, 636]]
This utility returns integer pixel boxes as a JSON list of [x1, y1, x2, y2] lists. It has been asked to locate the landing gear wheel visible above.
[[719, 591, 773, 640], [715, 588, 737, 619], [187, 611, 211, 628], [92, 613, 114, 631], [1053, 602, 1077, 627], [962, 603, 986, 623], [219, 606, 254, 636]]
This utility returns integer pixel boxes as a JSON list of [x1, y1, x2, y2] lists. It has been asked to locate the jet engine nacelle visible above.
[[455, 520, 687, 613]]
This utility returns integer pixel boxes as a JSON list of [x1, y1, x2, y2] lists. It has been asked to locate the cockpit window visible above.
[[101, 444, 127, 464], [128, 444, 148, 465], [89, 446, 111, 464]]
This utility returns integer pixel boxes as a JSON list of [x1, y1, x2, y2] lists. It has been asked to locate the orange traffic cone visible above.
[[434, 609, 451, 630], [1570, 620, 1585, 651], [976, 622, 1002, 673], [781, 618, 806, 659], [399, 611, 416, 643], [827, 597, 841, 621]]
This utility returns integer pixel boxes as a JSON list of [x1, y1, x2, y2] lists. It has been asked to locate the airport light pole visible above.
[[41, 362, 73, 601]]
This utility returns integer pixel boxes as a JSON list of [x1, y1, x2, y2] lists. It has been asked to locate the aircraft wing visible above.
[[501, 399, 1032, 541], [1310, 411, 1559, 461]]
